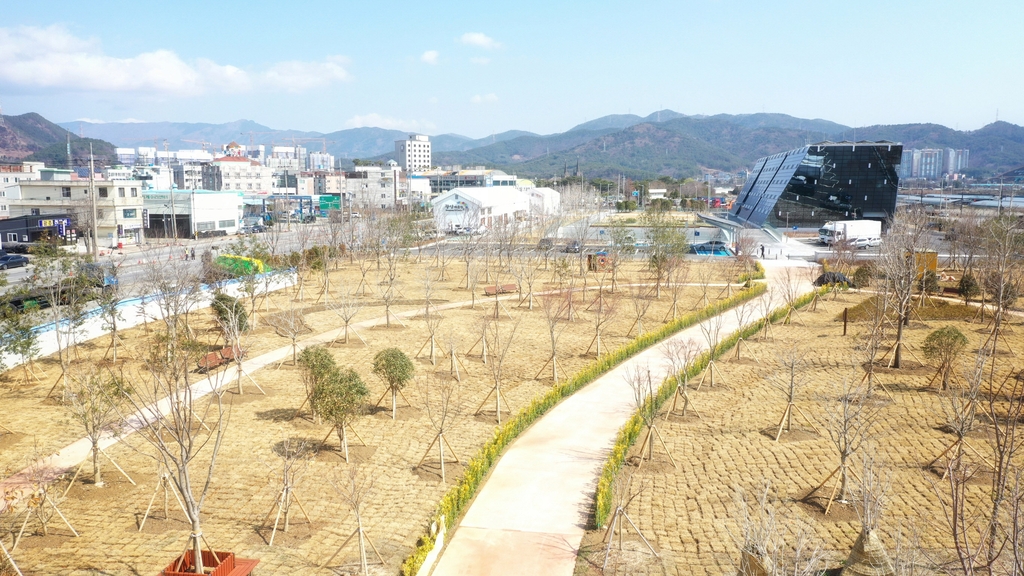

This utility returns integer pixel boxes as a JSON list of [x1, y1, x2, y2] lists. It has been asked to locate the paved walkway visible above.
[[430, 259, 815, 576]]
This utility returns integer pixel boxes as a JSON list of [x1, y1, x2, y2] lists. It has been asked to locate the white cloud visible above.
[[346, 113, 434, 132], [471, 93, 499, 104], [460, 32, 500, 50], [261, 56, 349, 92], [470, 57, 490, 65], [421, 50, 439, 65], [0, 25, 348, 95]]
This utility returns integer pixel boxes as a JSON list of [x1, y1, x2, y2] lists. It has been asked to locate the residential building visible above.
[[172, 163, 205, 191], [1, 162, 44, 187], [202, 157, 275, 194], [343, 166, 406, 209], [728, 141, 903, 228], [308, 151, 335, 171], [2, 168, 146, 246], [395, 134, 431, 171], [268, 146, 305, 171], [899, 148, 969, 179]]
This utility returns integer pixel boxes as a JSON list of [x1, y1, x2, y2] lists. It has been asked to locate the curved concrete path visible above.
[[430, 260, 815, 576]]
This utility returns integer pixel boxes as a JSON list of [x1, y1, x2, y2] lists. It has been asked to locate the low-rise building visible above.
[[142, 189, 244, 239], [420, 167, 518, 195], [1, 168, 146, 246], [432, 186, 559, 233]]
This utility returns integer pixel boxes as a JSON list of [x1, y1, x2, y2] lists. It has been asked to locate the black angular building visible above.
[[729, 141, 903, 228]]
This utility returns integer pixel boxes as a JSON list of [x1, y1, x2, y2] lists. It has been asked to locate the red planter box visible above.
[[161, 550, 259, 576]]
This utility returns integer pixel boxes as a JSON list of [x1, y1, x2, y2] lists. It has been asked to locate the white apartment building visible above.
[[204, 157, 275, 194], [1, 169, 146, 246], [1, 162, 44, 188], [395, 134, 431, 171], [268, 146, 306, 171], [308, 151, 335, 171]]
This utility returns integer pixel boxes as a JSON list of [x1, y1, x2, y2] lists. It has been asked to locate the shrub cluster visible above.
[[400, 282, 768, 575]]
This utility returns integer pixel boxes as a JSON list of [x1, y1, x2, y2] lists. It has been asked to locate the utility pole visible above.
[[167, 140, 177, 241], [89, 144, 99, 257]]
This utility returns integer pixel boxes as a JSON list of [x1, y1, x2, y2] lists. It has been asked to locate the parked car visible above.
[[851, 237, 882, 249], [563, 240, 582, 253], [0, 254, 29, 269], [301, 215, 316, 224], [537, 238, 555, 251]]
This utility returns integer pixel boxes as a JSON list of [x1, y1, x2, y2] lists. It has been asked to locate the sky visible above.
[[0, 0, 1021, 138]]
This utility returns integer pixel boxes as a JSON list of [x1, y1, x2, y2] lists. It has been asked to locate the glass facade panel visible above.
[[730, 142, 902, 228]]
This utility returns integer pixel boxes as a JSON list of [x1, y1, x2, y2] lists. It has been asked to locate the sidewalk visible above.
[[429, 259, 816, 576]]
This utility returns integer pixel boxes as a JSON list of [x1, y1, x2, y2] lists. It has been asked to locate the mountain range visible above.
[[0, 110, 1020, 180]]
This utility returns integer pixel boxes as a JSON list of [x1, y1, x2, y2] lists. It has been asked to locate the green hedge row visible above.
[[400, 281, 768, 575], [736, 261, 766, 284], [592, 285, 827, 527]]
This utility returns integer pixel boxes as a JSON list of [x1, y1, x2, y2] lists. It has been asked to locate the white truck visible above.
[[818, 220, 882, 246]]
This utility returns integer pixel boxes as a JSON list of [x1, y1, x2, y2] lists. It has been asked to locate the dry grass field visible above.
[[0, 254, 739, 575], [577, 291, 1024, 576]]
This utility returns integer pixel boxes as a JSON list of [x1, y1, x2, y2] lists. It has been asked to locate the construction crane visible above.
[[182, 139, 212, 152], [283, 137, 335, 154], [241, 131, 277, 148]]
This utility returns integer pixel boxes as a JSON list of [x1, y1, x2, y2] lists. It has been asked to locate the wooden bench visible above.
[[196, 346, 246, 373], [484, 283, 519, 296]]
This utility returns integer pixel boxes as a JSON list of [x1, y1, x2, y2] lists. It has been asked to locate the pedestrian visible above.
[[759, 244, 765, 258], [184, 248, 188, 261], [190, 247, 196, 261]]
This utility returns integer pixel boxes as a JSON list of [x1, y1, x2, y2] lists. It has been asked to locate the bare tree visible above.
[[662, 338, 702, 420], [417, 373, 463, 483], [321, 465, 385, 574], [929, 352, 987, 475], [732, 301, 757, 361], [259, 438, 314, 546], [600, 472, 658, 572], [730, 480, 824, 576], [767, 345, 819, 442], [31, 247, 92, 398], [696, 312, 726, 389], [123, 332, 229, 574], [810, 375, 880, 514], [845, 453, 896, 575], [536, 289, 569, 382], [329, 288, 365, 346], [63, 367, 133, 489], [662, 260, 691, 322], [586, 277, 619, 357], [878, 208, 930, 368], [626, 364, 675, 470], [627, 282, 654, 338], [266, 302, 312, 365], [476, 316, 520, 424]]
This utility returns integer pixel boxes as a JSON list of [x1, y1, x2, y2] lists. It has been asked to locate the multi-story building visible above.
[[116, 148, 137, 166], [202, 157, 275, 194], [172, 163, 205, 191], [343, 165, 408, 210], [729, 141, 903, 228], [268, 146, 305, 171], [308, 151, 335, 171], [1, 162, 44, 188], [395, 134, 431, 171], [898, 148, 969, 180], [1, 168, 146, 246], [420, 167, 518, 195]]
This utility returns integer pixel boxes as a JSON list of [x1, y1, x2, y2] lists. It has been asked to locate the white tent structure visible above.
[[433, 186, 538, 233]]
